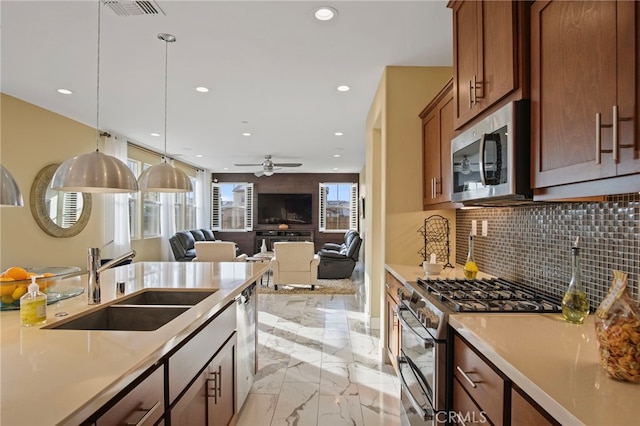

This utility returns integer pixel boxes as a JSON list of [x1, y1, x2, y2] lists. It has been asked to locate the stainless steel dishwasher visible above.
[[236, 282, 256, 409]]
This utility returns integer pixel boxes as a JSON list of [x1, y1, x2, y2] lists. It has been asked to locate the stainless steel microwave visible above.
[[451, 100, 532, 205]]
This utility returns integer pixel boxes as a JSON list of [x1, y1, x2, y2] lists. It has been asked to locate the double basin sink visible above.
[[44, 289, 217, 331]]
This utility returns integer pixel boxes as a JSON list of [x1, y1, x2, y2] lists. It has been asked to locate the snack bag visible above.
[[595, 270, 640, 383]]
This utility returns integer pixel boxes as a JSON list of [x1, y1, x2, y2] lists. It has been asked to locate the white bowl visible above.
[[423, 261, 444, 275]]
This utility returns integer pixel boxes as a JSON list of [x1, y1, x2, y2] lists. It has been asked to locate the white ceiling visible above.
[[1, 0, 452, 174]]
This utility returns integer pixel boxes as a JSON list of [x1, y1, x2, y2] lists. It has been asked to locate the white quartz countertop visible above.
[[385, 263, 640, 426], [450, 314, 640, 426], [0, 261, 268, 426]]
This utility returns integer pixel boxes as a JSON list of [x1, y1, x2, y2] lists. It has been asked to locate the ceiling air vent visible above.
[[102, 0, 165, 17]]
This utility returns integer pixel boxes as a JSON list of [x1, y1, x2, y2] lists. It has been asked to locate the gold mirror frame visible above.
[[30, 164, 92, 238]]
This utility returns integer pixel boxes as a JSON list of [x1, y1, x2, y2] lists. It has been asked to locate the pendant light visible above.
[[0, 165, 24, 206], [51, 0, 138, 193], [137, 33, 193, 193]]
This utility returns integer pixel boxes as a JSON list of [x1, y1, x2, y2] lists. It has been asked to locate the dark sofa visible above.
[[169, 229, 217, 261], [317, 231, 362, 279]]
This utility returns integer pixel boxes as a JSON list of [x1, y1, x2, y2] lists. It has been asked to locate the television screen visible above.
[[258, 193, 312, 225]]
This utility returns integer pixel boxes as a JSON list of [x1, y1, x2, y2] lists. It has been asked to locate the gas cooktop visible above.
[[416, 277, 562, 313]]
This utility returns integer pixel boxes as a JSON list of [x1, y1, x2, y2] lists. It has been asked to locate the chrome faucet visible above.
[[87, 247, 136, 304]]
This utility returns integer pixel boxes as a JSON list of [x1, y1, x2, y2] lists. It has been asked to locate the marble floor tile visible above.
[[271, 382, 320, 426], [248, 269, 403, 425], [317, 395, 364, 426]]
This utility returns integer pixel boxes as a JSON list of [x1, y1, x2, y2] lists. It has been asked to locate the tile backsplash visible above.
[[456, 193, 640, 308]]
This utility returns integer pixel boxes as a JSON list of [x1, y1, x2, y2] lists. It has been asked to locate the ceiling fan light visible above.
[[51, 151, 139, 193], [263, 170, 274, 177], [0, 164, 24, 206], [138, 162, 193, 192]]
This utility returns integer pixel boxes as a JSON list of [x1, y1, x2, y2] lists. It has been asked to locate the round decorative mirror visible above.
[[30, 164, 92, 238]]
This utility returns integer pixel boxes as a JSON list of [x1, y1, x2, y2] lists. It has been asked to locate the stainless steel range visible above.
[[397, 277, 562, 425]]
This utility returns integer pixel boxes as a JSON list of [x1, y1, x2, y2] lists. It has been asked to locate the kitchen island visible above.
[[0, 261, 268, 425]]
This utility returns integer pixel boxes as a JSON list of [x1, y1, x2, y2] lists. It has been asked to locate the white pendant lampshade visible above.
[[0, 164, 24, 206], [138, 33, 193, 193], [51, 149, 139, 193], [51, 0, 139, 194]]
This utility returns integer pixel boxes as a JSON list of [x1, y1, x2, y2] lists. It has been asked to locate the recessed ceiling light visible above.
[[57, 88, 72, 95], [334, 132, 343, 136], [333, 154, 341, 158], [150, 133, 160, 137], [314, 6, 338, 21], [242, 132, 252, 136], [337, 85, 350, 92], [195, 86, 209, 93], [196, 154, 203, 158], [223, 167, 229, 171], [333, 167, 339, 171]]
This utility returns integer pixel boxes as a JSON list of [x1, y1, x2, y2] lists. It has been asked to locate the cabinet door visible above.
[[452, 0, 480, 127], [171, 334, 236, 426], [511, 386, 558, 426], [531, 0, 639, 189], [452, 1, 517, 129], [385, 292, 400, 369], [208, 335, 236, 426], [421, 80, 454, 207]]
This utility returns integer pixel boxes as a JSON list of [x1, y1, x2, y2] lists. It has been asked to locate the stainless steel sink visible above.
[[45, 305, 190, 331], [44, 289, 217, 331], [114, 289, 217, 306]]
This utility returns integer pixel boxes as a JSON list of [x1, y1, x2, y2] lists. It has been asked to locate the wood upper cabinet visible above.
[[531, 0, 639, 196], [449, 1, 521, 130], [420, 79, 456, 208]]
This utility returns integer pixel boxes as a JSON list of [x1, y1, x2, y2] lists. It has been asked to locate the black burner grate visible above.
[[417, 277, 562, 313]]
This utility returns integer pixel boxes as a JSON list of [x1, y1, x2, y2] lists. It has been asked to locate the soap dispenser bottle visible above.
[[562, 237, 590, 324], [463, 234, 478, 280], [20, 276, 47, 327]]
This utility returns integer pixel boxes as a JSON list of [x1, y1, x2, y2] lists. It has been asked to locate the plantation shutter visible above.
[[349, 183, 358, 230], [62, 192, 79, 227], [244, 183, 254, 231], [211, 183, 221, 230], [318, 183, 327, 231]]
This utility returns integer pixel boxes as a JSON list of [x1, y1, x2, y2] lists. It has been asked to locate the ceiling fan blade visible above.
[[234, 163, 263, 167], [273, 163, 302, 167], [254, 170, 265, 177]]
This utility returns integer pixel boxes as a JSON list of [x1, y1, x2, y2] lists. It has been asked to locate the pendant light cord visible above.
[[95, 0, 102, 152], [163, 37, 168, 163]]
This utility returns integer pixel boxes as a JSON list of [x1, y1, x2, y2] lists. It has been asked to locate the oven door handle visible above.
[[396, 305, 434, 349], [397, 356, 435, 421]]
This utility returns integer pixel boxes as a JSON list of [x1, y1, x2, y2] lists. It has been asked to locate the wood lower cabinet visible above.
[[384, 270, 404, 372], [453, 332, 560, 426], [171, 333, 236, 426], [531, 0, 639, 198], [449, 0, 524, 130], [511, 386, 559, 426], [420, 79, 458, 209], [93, 367, 164, 426]]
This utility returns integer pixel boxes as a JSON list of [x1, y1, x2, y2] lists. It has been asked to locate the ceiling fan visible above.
[[234, 155, 302, 177]]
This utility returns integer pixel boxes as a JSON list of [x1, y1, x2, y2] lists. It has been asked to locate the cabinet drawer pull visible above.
[[456, 366, 477, 388], [124, 400, 162, 426]]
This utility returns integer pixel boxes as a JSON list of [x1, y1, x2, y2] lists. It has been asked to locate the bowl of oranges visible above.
[[0, 266, 82, 310]]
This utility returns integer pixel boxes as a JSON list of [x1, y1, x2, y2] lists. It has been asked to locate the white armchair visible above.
[[271, 242, 319, 290], [193, 241, 247, 262]]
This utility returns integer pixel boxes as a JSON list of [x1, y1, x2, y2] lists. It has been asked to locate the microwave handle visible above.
[[479, 133, 502, 186]]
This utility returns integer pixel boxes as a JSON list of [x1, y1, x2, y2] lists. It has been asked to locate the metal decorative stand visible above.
[[418, 214, 454, 268]]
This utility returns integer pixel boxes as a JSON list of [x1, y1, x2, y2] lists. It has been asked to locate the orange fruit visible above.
[[0, 278, 17, 297], [3, 267, 29, 281]]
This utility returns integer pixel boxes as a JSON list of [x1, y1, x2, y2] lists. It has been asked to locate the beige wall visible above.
[[0, 94, 106, 270], [365, 66, 454, 331]]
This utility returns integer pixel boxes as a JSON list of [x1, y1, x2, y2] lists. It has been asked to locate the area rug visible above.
[[257, 277, 355, 295]]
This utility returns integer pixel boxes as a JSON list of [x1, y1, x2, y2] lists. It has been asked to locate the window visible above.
[[319, 182, 358, 232], [211, 182, 253, 231], [142, 163, 161, 238], [175, 177, 197, 231], [127, 159, 140, 239]]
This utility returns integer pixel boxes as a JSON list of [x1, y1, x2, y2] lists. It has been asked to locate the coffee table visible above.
[[247, 252, 274, 287]]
